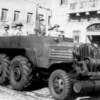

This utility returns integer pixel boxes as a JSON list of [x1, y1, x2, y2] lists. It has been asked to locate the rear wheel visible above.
[[10, 56, 34, 90], [0, 54, 10, 85], [49, 69, 73, 100]]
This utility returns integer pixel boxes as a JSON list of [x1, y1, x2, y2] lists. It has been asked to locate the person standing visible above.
[[34, 28, 39, 36], [9, 24, 17, 36], [15, 23, 23, 36], [49, 24, 61, 37], [39, 19, 46, 36], [1, 24, 10, 36]]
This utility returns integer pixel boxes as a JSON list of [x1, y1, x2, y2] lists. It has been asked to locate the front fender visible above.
[[48, 60, 73, 68]]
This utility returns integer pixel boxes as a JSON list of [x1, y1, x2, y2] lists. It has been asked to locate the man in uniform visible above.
[[15, 23, 23, 36], [9, 24, 17, 36], [1, 24, 10, 36], [34, 28, 39, 36], [49, 24, 61, 37], [39, 19, 46, 36]]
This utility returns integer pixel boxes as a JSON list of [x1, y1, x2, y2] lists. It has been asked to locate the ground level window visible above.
[[73, 30, 80, 43], [74, 35, 79, 43]]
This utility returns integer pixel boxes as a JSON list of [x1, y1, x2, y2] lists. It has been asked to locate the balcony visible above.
[[68, 0, 100, 14]]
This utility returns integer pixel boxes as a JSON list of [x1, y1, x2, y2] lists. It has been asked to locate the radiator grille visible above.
[[76, 44, 96, 60], [50, 46, 73, 61]]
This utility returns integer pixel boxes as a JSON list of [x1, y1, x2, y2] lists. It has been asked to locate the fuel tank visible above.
[[73, 80, 100, 93]]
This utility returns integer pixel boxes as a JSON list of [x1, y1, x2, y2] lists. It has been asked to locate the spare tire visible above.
[[10, 56, 34, 90]]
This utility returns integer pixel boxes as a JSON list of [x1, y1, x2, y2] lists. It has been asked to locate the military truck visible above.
[[0, 4, 100, 100], [0, 34, 100, 100]]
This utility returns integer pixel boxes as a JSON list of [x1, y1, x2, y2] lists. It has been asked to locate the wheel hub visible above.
[[53, 77, 64, 94], [14, 66, 21, 81]]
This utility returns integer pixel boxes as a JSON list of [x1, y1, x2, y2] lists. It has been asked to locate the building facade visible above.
[[50, 0, 69, 35], [50, 0, 100, 44], [0, 0, 69, 36], [0, 0, 51, 35], [67, 0, 100, 43], [2, 0, 99, 41], [0, 0, 37, 34]]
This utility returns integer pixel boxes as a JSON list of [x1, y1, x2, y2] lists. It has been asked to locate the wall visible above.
[[50, 0, 69, 36], [66, 0, 100, 43], [0, 0, 38, 35]]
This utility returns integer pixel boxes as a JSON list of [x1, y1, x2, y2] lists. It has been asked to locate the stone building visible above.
[[50, 0, 69, 36], [2, 0, 99, 42], [67, 0, 100, 43], [0, 0, 51, 35], [49, 0, 100, 44], [0, 0, 37, 34], [0, 0, 69, 36]]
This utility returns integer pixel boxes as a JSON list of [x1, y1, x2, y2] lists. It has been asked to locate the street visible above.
[[0, 85, 100, 100], [0, 85, 53, 100]]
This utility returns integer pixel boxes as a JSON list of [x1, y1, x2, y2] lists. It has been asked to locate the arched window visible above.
[[87, 23, 100, 32]]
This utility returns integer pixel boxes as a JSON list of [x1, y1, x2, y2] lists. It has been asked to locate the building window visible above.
[[27, 13, 32, 23], [88, 0, 98, 7], [74, 36, 79, 43], [1, 9, 8, 21], [60, 0, 67, 5], [80, 1, 87, 8], [70, 3, 76, 10], [14, 11, 20, 22], [73, 30, 80, 43]]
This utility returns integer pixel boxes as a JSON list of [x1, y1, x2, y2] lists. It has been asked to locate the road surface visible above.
[[0, 85, 99, 100]]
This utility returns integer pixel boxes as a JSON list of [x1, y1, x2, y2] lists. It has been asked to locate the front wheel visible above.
[[49, 69, 73, 100]]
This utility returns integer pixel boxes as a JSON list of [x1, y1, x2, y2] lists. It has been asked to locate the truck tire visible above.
[[10, 56, 33, 90], [0, 54, 10, 85], [49, 69, 73, 100]]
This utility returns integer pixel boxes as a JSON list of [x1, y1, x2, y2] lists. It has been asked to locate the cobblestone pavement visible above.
[[0, 86, 100, 100], [0, 86, 53, 100]]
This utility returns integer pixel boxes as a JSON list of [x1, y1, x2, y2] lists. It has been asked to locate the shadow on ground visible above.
[[69, 92, 100, 100], [24, 80, 48, 91], [24, 81, 100, 100]]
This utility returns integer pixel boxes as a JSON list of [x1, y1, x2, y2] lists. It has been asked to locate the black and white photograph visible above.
[[0, 0, 100, 100]]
